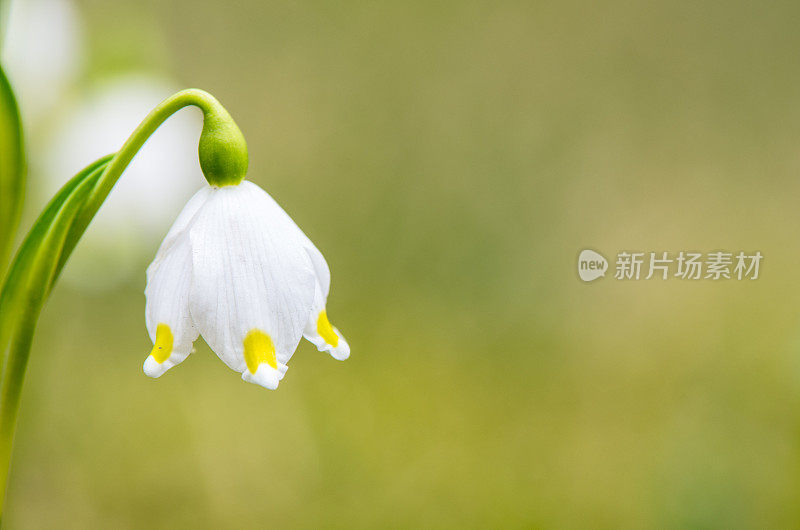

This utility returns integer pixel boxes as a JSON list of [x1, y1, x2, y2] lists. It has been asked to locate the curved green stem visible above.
[[53, 89, 248, 285], [0, 88, 246, 522], [105, 88, 248, 196]]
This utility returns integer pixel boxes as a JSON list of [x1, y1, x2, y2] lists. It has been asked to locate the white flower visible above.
[[3, 0, 84, 125], [143, 181, 349, 389]]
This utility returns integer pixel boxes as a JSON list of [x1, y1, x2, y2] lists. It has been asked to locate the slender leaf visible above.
[[0, 155, 110, 375], [0, 157, 111, 518], [0, 64, 25, 279], [52, 154, 117, 288]]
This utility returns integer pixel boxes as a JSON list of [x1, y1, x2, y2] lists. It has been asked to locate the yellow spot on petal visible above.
[[243, 329, 277, 373], [150, 323, 173, 364], [317, 310, 339, 347]]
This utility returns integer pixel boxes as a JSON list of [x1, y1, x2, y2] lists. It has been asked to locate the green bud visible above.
[[198, 99, 248, 187]]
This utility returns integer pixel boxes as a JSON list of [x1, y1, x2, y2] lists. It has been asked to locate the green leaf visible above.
[[52, 154, 117, 290], [0, 156, 111, 517], [0, 155, 111, 379], [0, 64, 25, 279]]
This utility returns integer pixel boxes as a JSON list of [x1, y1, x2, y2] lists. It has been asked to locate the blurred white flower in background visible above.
[[42, 75, 202, 290], [3, 0, 203, 290], [2, 0, 83, 126]]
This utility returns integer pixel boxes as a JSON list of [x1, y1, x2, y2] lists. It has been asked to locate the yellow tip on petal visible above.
[[317, 310, 339, 347], [243, 329, 277, 373], [150, 323, 174, 363]]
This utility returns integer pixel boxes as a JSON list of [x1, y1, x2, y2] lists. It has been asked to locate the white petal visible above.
[[303, 282, 350, 361], [227, 180, 331, 297], [241, 361, 288, 390], [149, 186, 214, 271], [188, 182, 316, 385], [143, 187, 211, 376], [303, 238, 330, 299], [298, 228, 349, 360], [144, 232, 198, 377], [240, 183, 349, 361]]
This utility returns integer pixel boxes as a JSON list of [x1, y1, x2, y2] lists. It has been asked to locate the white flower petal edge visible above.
[[143, 181, 347, 390], [143, 188, 212, 377], [301, 243, 350, 361]]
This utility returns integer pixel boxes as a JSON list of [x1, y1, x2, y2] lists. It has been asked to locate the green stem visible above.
[[53, 89, 247, 285], [103, 88, 248, 195], [0, 88, 247, 521]]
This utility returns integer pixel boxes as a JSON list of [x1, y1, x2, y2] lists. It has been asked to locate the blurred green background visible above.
[[5, 0, 800, 528]]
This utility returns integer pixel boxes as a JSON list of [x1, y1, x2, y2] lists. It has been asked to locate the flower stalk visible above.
[[0, 87, 247, 522]]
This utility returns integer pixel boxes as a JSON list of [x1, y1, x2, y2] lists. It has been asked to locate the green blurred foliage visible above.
[[6, 0, 800, 528]]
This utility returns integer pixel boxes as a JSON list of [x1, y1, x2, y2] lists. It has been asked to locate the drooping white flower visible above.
[[143, 181, 349, 389]]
